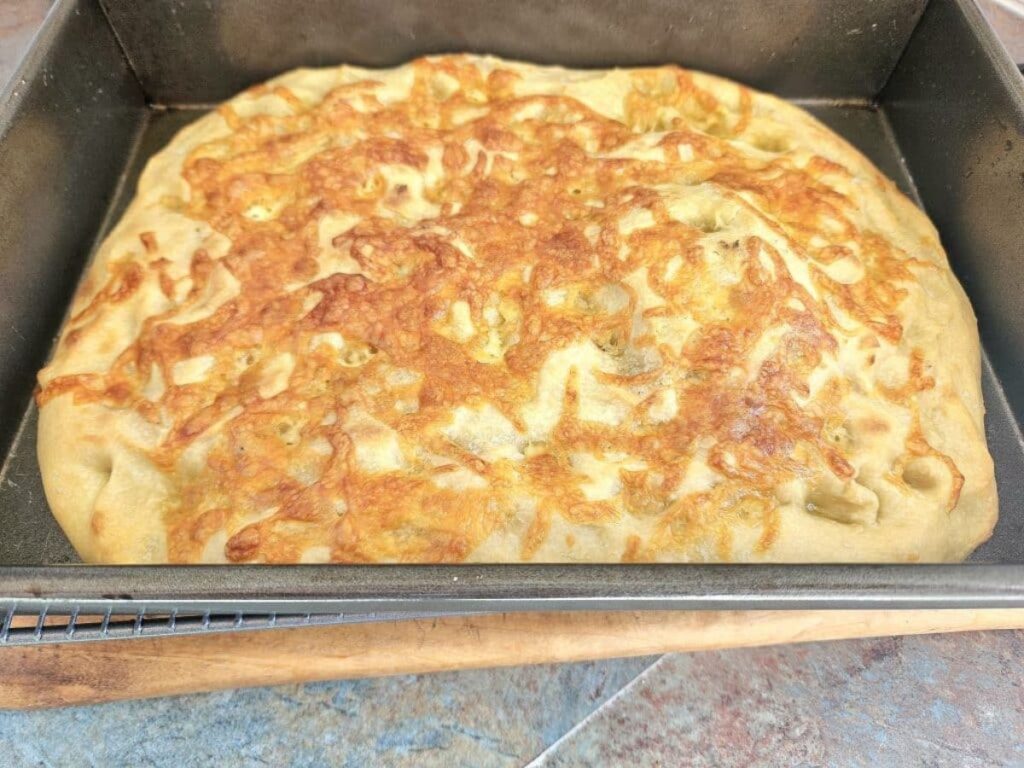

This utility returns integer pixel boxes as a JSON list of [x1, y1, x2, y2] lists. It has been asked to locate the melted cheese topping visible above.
[[37, 55, 992, 564]]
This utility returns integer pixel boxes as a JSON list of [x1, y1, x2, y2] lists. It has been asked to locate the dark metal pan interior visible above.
[[1, 0, 1023, 610]]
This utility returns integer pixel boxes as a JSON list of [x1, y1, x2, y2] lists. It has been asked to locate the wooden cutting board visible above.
[[4, 609, 1024, 710]]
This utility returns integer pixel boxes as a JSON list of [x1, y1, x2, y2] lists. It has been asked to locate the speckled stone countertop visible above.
[[2, 2, 1024, 765], [2, 633, 1024, 766]]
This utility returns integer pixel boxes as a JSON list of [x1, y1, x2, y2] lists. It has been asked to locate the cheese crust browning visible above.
[[37, 55, 997, 564]]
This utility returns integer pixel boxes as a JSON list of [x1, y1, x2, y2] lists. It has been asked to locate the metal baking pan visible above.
[[2, 0, 1024, 617]]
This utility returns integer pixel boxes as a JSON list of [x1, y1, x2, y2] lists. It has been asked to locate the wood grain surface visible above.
[[4, 609, 1024, 710]]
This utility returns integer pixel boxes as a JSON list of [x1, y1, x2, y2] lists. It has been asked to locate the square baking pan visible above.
[[2, 0, 1024, 618]]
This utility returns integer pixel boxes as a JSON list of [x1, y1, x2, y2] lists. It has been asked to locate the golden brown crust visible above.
[[37, 55, 997, 563]]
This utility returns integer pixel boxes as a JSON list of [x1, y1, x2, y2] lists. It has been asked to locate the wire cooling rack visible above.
[[0, 605, 441, 647]]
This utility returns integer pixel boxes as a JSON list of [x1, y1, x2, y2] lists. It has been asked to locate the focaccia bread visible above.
[[36, 55, 997, 564]]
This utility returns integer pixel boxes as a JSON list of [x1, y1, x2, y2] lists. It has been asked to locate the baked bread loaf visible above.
[[36, 55, 997, 563]]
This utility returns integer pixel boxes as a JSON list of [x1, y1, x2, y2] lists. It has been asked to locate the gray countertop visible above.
[[2, 631, 1024, 766], [2, 2, 1024, 765]]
